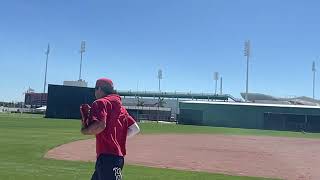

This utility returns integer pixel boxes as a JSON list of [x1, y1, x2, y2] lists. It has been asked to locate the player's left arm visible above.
[[126, 114, 140, 138], [127, 122, 140, 138]]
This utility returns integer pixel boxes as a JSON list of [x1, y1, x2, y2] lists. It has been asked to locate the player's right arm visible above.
[[81, 121, 106, 135], [81, 100, 107, 135]]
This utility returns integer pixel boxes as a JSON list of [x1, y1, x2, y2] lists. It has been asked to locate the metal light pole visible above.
[[220, 77, 223, 95], [43, 43, 50, 94], [214, 72, 219, 95], [41, 43, 50, 107], [79, 41, 86, 80], [312, 61, 316, 99], [244, 40, 251, 102], [157, 69, 163, 121], [158, 69, 162, 93]]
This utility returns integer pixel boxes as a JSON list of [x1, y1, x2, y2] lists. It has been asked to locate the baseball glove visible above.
[[80, 104, 91, 127]]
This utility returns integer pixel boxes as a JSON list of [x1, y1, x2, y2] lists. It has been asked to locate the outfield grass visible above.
[[140, 122, 320, 138], [0, 114, 294, 180]]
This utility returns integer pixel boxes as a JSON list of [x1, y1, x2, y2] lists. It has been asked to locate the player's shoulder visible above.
[[120, 106, 128, 114], [93, 98, 104, 103], [92, 98, 108, 108], [120, 105, 127, 111], [94, 96, 111, 103]]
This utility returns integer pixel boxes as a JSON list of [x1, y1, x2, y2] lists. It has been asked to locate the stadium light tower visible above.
[[244, 40, 251, 102], [220, 77, 223, 95], [157, 69, 163, 121], [214, 72, 219, 94], [43, 43, 50, 94], [79, 41, 86, 80], [158, 69, 163, 93], [312, 61, 316, 99]]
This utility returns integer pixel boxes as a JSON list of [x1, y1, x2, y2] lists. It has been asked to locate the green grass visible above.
[[140, 122, 320, 138], [0, 114, 290, 180]]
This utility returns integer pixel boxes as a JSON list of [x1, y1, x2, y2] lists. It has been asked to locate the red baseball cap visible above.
[[95, 78, 114, 89]]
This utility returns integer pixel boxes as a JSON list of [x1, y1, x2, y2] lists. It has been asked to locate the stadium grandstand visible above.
[[241, 93, 320, 106]]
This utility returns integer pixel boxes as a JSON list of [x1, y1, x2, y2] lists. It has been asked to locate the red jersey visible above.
[[90, 94, 136, 157]]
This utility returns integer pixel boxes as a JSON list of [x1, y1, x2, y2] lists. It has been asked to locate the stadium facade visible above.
[[179, 101, 320, 132]]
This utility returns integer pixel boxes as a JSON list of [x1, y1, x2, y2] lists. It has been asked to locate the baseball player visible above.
[[80, 78, 140, 180]]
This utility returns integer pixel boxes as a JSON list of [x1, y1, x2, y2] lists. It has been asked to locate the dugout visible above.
[[179, 101, 320, 132]]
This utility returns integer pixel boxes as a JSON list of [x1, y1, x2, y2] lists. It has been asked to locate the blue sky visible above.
[[0, 0, 319, 102]]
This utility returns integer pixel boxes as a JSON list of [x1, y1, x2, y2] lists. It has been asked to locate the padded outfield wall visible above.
[[179, 101, 320, 132], [46, 84, 95, 119], [46, 84, 172, 120]]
